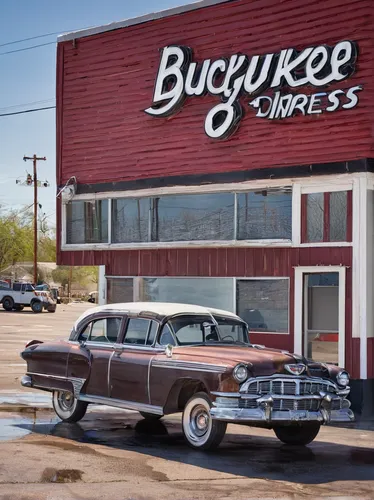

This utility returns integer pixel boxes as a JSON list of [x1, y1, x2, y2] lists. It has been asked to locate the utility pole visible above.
[[18, 155, 48, 285]]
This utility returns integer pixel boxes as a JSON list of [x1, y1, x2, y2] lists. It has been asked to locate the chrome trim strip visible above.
[[107, 350, 115, 397], [79, 394, 163, 415], [147, 355, 155, 405], [152, 360, 227, 373], [27, 372, 85, 383]]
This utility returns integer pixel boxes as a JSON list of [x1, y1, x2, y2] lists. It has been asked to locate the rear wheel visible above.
[[182, 392, 227, 450], [31, 300, 43, 313], [139, 411, 162, 420], [273, 423, 321, 445], [52, 390, 88, 423], [2, 297, 14, 311]]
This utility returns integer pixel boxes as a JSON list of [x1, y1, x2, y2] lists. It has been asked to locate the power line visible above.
[[0, 31, 68, 48], [0, 98, 55, 112], [0, 106, 56, 117], [0, 41, 56, 56], [0, 26, 93, 48]]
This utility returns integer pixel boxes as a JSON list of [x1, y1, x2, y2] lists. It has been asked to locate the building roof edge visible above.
[[57, 0, 232, 42]]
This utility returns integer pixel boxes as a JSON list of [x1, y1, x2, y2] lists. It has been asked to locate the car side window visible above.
[[146, 321, 158, 346], [13, 283, 21, 291], [25, 284, 34, 292], [79, 323, 91, 342], [159, 324, 176, 346], [88, 317, 122, 343], [123, 318, 150, 345]]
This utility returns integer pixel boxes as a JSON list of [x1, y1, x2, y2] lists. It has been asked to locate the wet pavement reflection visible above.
[[1, 409, 374, 484]]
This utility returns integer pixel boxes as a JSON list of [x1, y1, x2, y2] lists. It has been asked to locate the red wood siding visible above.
[[58, 247, 352, 277], [368, 338, 374, 378], [58, 245, 354, 364], [57, 0, 374, 187]]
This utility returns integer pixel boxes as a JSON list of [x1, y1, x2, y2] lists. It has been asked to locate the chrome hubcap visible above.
[[58, 391, 75, 411], [190, 405, 210, 439]]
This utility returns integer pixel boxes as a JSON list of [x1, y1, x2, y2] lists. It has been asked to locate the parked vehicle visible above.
[[20, 302, 353, 449], [35, 284, 61, 305], [1, 282, 56, 313], [87, 291, 98, 303], [0, 280, 10, 290]]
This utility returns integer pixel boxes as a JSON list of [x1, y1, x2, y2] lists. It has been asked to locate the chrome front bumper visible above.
[[211, 386, 354, 424], [210, 406, 354, 423]]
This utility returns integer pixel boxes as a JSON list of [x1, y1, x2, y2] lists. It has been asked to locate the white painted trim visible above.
[[67, 174, 358, 202], [58, 0, 231, 42], [98, 266, 106, 305], [61, 239, 292, 251], [298, 242, 352, 248], [294, 266, 346, 368], [61, 201, 67, 246], [301, 183, 353, 194], [292, 183, 301, 245]]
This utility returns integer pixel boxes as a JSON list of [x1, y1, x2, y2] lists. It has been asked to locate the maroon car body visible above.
[[21, 302, 353, 449]]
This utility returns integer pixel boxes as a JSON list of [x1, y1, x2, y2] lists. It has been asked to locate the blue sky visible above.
[[0, 0, 186, 228]]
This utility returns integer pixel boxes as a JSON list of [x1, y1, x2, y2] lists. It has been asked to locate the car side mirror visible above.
[[165, 344, 173, 358]]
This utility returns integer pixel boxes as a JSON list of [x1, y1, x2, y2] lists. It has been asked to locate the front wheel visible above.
[[273, 423, 321, 445], [31, 300, 43, 313], [52, 391, 88, 423], [182, 392, 227, 450]]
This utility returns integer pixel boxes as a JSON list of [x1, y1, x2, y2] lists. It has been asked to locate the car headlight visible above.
[[337, 371, 350, 387], [233, 364, 248, 383]]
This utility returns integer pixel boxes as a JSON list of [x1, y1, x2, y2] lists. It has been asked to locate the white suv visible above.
[[0, 283, 56, 313]]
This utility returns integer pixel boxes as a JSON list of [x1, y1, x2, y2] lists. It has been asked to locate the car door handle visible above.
[[113, 345, 124, 355]]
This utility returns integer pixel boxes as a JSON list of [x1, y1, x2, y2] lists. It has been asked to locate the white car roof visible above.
[[74, 302, 241, 328]]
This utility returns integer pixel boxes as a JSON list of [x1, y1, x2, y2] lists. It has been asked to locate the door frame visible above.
[[294, 266, 346, 367]]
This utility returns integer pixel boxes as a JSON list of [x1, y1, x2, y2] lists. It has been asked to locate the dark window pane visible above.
[[13, 283, 21, 291], [146, 321, 158, 346], [124, 318, 150, 345], [237, 190, 292, 240], [306, 193, 324, 242], [237, 279, 289, 333], [112, 198, 149, 243], [107, 278, 133, 304], [66, 200, 108, 244], [159, 324, 176, 346], [152, 193, 234, 241], [330, 191, 347, 241], [89, 317, 121, 343]]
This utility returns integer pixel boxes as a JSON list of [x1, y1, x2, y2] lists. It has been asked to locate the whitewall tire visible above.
[[182, 392, 227, 450], [52, 390, 88, 423]]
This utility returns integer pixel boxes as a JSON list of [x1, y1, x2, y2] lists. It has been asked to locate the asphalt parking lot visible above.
[[0, 303, 373, 499]]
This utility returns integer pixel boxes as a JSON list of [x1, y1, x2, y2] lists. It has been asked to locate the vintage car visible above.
[[20, 302, 353, 450]]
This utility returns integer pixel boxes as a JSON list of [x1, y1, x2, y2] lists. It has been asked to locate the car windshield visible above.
[[167, 314, 249, 346]]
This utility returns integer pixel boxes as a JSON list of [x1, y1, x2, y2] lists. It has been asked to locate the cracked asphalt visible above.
[[0, 304, 373, 499]]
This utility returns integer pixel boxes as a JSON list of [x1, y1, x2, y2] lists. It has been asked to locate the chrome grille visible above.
[[238, 398, 320, 411], [244, 379, 336, 396]]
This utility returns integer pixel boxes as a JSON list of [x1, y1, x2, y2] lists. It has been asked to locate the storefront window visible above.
[[139, 277, 234, 312], [304, 191, 348, 243], [237, 190, 292, 240], [66, 200, 108, 244], [151, 193, 234, 241], [107, 278, 134, 304], [112, 198, 149, 243], [236, 279, 289, 333]]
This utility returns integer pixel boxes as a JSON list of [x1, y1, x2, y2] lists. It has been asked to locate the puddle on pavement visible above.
[[0, 392, 52, 407], [0, 414, 59, 441]]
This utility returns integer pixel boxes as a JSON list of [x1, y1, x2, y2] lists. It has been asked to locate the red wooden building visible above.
[[56, 0, 374, 415]]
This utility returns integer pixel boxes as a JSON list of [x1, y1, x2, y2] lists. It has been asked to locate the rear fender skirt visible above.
[[27, 373, 86, 398]]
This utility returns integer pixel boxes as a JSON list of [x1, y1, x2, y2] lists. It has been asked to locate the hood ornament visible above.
[[285, 363, 306, 376]]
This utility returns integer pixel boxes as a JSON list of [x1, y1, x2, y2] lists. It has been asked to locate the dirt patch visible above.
[[41, 467, 83, 483]]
